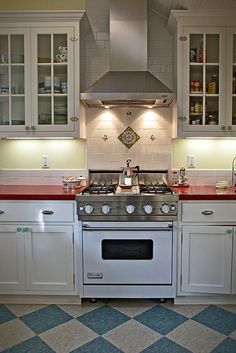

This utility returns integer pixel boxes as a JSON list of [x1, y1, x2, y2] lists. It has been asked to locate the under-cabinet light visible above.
[[4, 137, 75, 140]]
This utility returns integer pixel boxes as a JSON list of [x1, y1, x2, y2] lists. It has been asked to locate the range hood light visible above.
[[147, 105, 154, 109], [104, 105, 111, 109]]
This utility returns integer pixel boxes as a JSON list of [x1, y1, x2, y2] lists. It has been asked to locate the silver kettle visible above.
[[122, 159, 139, 186]]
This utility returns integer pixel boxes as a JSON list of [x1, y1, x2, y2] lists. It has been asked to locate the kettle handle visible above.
[[134, 165, 140, 176]]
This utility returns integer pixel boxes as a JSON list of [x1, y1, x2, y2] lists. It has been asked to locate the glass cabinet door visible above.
[[0, 29, 30, 129], [31, 27, 74, 132], [226, 28, 236, 131], [182, 27, 226, 132]]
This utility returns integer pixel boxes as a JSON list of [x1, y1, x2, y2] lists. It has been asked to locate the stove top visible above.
[[81, 170, 174, 196], [76, 170, 178, 221]]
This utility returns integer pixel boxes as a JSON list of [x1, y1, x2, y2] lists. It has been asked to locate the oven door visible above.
[[82, 222, 173, 285]]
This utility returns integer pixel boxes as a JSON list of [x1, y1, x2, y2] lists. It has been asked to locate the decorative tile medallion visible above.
[[118, 126, 140, 149]]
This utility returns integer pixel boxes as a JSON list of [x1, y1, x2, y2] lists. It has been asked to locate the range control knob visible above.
[[125, 204, 135, 214], [84, 204, 94, 214], [160, 203, 170, 214], [144, 204, 153, 214], [101, 204, 111, 214]]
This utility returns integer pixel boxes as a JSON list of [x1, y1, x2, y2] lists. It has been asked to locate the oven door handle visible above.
[[82, 226, 173, 231]]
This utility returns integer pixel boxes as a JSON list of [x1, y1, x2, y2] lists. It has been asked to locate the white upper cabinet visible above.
[[0, 12, 86, 138], [168, 10, 236, 137]]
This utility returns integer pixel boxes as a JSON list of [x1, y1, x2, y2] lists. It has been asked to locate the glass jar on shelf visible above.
[[233, 75, 236, 94], [198, 39, 207, 63], [206, 111, 218, 125], [208, 74, 218, 94], [189, 47, 197, 63]]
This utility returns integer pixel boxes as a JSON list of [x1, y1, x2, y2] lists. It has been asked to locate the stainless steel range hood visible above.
[[81, 0, 174, 108]]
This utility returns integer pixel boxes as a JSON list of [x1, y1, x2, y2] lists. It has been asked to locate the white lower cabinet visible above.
[[181, 225, 232, 294], [25, 225, 74, 291], [0, 201, 76, 295], [232, 234, 236, 294], [179, 201, 236, 298], [0, 225, 25, 291]]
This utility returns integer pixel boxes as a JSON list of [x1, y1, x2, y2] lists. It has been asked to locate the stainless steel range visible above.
[[76, 170, 178, 300]]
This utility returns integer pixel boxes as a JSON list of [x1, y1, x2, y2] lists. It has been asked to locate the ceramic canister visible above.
[[44, 76, 60, 93]]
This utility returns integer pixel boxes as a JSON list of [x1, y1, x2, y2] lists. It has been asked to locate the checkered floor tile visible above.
[[0, 300, 235, 353]]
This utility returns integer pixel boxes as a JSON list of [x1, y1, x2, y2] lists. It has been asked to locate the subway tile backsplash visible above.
[[0, 168, 232, 186], [171, 169, 232, 186], [0, 169, 87, 185]]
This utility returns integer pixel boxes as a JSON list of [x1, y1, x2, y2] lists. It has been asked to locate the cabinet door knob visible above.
[[178, 116, 187, 121], [70, 116, 79, 122], [201, 210, 214, 215], [0, 210, 4, 214], [30, 126, 36, 131], [16, 227, 22, 232], [25, 125, 30, 131], [41, 210, 54, 215]]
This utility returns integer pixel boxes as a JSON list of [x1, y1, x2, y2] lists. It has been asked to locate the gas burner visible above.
[[82, 184, 117, 195], [139, 183, 173, 195]]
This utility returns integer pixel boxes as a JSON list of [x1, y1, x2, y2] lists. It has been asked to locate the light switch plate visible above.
[[187, 155, 196, 168], [41, 155, 49, 168]]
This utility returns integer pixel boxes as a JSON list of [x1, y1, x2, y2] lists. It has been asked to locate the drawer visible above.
[[0, 201, 75, 222], [181, 202, 236, 222]]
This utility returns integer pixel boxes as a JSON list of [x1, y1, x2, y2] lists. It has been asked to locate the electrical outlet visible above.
[[41, 155, 49, 168], [187, 155, 196, 168]]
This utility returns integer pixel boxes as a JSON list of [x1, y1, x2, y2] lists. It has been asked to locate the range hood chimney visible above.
[[81, 0, 174, 108]]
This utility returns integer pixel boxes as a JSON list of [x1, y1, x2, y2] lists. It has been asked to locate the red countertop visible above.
[[0, 184, 236, 201], [172, 185, 236, 200], [0, 185, 86, 200]]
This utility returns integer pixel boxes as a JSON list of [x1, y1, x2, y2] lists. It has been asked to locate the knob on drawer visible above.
[[0, 210, 4, 214], [41, 210, 54, 215], [201, 210, 214, 215]]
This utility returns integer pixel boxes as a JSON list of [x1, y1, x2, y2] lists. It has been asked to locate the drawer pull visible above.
[[225, 229, 233, 235], [201, 210, 214, 216], [41, 210, 54, 215], [0, 210, 4, 214]]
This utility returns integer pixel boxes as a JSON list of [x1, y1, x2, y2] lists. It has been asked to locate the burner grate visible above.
[[139, 183, 173, 195], [82, 184, 117, 195]]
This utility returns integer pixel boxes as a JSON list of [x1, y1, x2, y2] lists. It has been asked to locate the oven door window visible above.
[[102, 239, 153, 260]]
